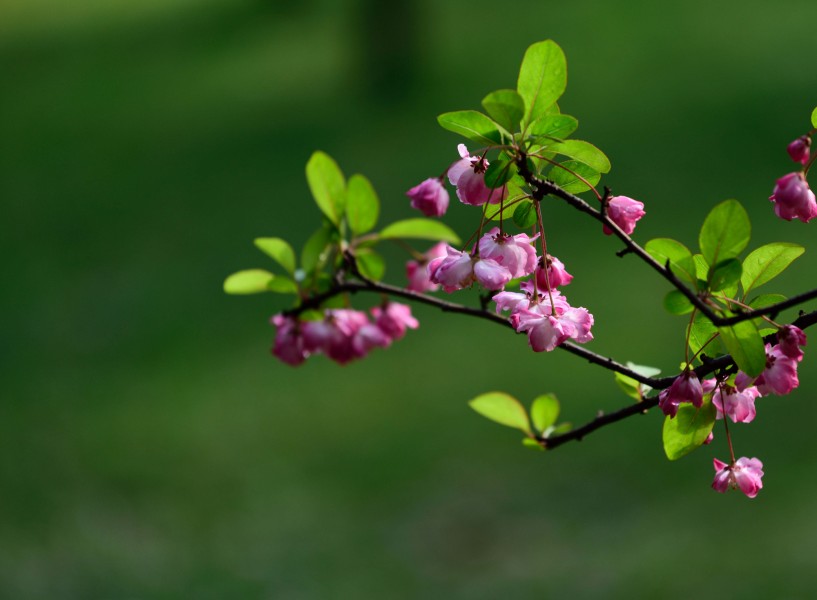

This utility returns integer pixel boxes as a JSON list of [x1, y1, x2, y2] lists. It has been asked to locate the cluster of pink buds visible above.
[[271, 302, 419, 366], [770, 134, 816, 223]]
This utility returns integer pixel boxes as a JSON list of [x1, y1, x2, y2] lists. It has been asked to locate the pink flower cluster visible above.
[[271, 302, 419, 366], [770, 135, 815, 223]]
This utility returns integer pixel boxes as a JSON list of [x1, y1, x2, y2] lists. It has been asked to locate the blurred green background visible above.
[[3, 0, 817, 597]]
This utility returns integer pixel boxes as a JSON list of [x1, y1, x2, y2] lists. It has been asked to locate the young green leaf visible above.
[[306, 151, 346, 226], [812, 106, 817, 128], [662, 398, 717, 461], [254, 237, 296, 275], [708, 258, 742, 292], [688, 311, 718, 359], [548, 161, 600, 194], [513, 200, 538, 228], [267, 276, 299, 294], [379, 219, 461, 244], [719, 318, 766, 377], [529, 114, 579, 140], [663, 290, 694, 315], [748, 293, 786, 309], [644, 238, 697, 286], [698, 199, 750, 267], [486, 192, 525, 222], [354, 248, 386, 281], [437, 110, 503, 146], [546, 139, 611, 173], [741, 242, 804, 297], [469, 392, 532, 435], [223, 269, 274, 294], [530, 394, 559, 433], [301, 225, 333, 275], [481, 89, 525, 133], [517, 40, 567, 127], [484, 157, 517, 188], [346, 174, 380, 235], [521, 438, 546, 451], [615, 372, 642, 401]]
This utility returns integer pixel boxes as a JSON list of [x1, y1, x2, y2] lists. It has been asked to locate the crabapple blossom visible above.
[[515, 298, 594, 352], [302, 309, 371, 364], [351, 322, 392, 356], [787, 135, 811, 165], [769, 172, 817, 223], [712, 457, 764, 498], [712, 383, 760, 423], [777, 325, 807, 361], [447, 144, 506, 206], [371, 302, 419, 340], [658, 371, 704, 418], [406, 177, 449, 217], [478, 227, 539, 279], [603, 195, 645, 235], [534, 255, 573, 291], [271, 314, 308, 366], [405, 242, 447, 292], [427, 246, 476, 292], [754, 344, 800, 396]]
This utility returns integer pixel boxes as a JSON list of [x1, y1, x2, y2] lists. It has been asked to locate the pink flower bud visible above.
[[659, 371, 704, 417], [447, 144, 506, 206], [769, 172, 817, 223], [787, 135, 811, 165], [371, 302, 419, 340], [406, 178, 449, 217], [603, 195, 645, 235], [270, 314, 309, 366], [712, 457, 764, 498]]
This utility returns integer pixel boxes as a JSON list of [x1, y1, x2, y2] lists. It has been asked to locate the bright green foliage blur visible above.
[[3, 0, 817, 598]]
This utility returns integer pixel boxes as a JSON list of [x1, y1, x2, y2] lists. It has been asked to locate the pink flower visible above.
[[302, 309, 371, 365], [777, 325, 806, 361], [406, 243, 447, 292], [712, 457, 764, 498], [478, 227, 539, 279], [769, 172, 817, 223], [755, 344, 800, 396], [406, 177, 449, 217], [447, 144, 506, 206], [351, 323, 391, 356], [535, 255, 573, 291], [428, 246, 476, 292], [270, 314, 309, 366], [659, 371, 704, 418], [473, 258, 513, 290], [787, 135, 811, 165], [603, 195, 645, 235], [712, 383, 760, 423], [371, 302, 419, 340], [515, 298, 594, 352]]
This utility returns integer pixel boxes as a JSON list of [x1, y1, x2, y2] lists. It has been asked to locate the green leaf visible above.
[[529, 114, 578, 140], [517, 40, 567, 126], [481, 89, 525, 133], [437, 110, 503, 146], [379, 219, 461, 244], [355, 249, 385, 281], [513, 200, 538, 228], [254, 237, 296, 275], [548, 160, 600, 194], [688, 311, 718, 359], [484, 157, 517, 188], [301, 226, 333, 275], [485, 191, 526, 222], [693, 254, 708, 280], [546, 422, 572, 437], [267, 276, 299, 294], [748, 293, 786, 309], [469, 392, 532, 435], [306, 151, 346, 226], [346, 174, 380, 235], [521, 438, 545, 451], [546, 140, 610, 173], [719, 318, 766, 377], [662, 397, 717, 461], [708, 258, 742, 292], [812, 106, 817, 128], [644, 238, 697, 286], [741, 242, 805, 297], [664, 290, 694, 315], [223, 269, 274, 294], [698, 199, 750, 267], [615, 372, 642, 401], [530, 394, 559, 433]]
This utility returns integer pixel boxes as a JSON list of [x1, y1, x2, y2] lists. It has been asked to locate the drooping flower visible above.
[[603, 195, 645, 235], [350, 323, 392, 356], [302, 309, 371, 365], [270, 314, 309, 366], [658, 371, 704, 418], [427, 246, 476, 292], [534, 255, 573, 291], [712, 383, 760, 423], [777, 325, 807, 361], [478, 227, 539, 279], [769, 172, 817, 223], [371, 302, 419, 340], [515, 298, 594, 352], [787, 135, 811, 165], [712, 457, 764, 498], [406, 177, 449, 217], [447, 144, 506, 206], [473, 257, 513, 290], [406, 242, 447, 292], [754, 344, 800, 396]]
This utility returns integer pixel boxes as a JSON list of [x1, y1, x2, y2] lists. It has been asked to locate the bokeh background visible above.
[[3, 0, 817, 597]]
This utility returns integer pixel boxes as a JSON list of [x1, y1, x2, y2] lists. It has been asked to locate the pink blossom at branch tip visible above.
[[406, 242, 447, 292], [659, 371, 704, 418], [769, 172, 817, 223], [270, 314, 309, 366], [777, 325, 807, 361], [755, 344, 800, 396], [535, 255, 573, 290], [712, 457, 764, 498], [787, 135, 811, 165], [603, 195, 645, 235], [371, 302, 419, 340], [712, 384, 760, 423], [478, 227, 539, 279], [406, 177, 449, 217], [447, 144, 507, 206]]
